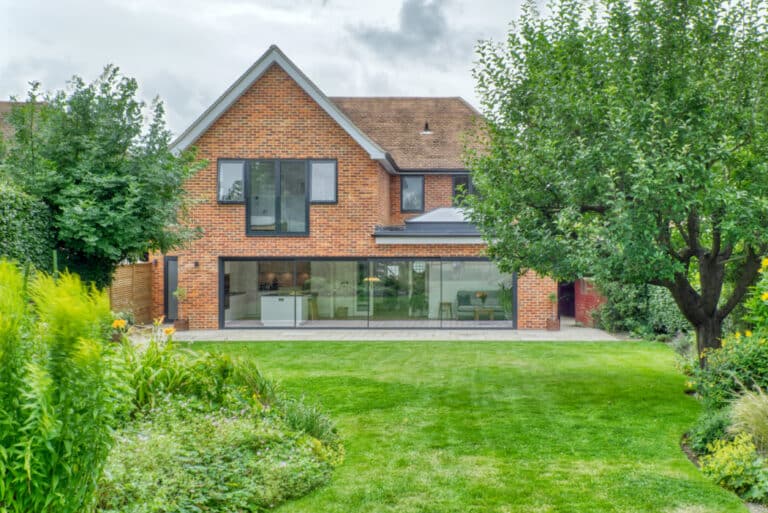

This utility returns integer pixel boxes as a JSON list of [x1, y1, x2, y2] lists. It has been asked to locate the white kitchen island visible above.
[[260, 294, 309, 327]]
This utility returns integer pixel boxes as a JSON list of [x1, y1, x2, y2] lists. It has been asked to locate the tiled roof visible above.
[[330, 97, 482, 170], [0, 102, 15, 141]]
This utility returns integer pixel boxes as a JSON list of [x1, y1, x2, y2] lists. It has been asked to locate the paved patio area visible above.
[[171, 318, 622, 342]]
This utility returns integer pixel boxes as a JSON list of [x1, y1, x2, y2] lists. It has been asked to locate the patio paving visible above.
[[170, 318, 622, 342]]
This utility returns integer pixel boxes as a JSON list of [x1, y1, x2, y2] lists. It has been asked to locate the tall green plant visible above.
[[0, 260, 129, 513]]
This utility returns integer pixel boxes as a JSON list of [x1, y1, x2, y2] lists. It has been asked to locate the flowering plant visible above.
[[475, 291, 488, 305]]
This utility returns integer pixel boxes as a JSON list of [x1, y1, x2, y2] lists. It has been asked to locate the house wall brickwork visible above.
[[516, 271, 558, 329], [154, 63, 555, 329], [574, 278, 605, 327], [389, 175, 455, 226]]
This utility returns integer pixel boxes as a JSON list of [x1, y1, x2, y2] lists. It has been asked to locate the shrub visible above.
[[0, 180, 54, 271], [730, 387, 768, 455], [700, 433, 768, 502], [97, 400, 337, 513], [689, 408, 732, 455], [98, 338, 343, 512], [121, 335, 280, 412], [693, 331, 768, 409], [0, 261, 129, 513], [280, 398, 341, 447], [593, 280, 689, 336], [646, 286, 691, 334]]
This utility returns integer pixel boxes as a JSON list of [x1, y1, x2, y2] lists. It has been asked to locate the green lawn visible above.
[[195, 341, 746, 513]]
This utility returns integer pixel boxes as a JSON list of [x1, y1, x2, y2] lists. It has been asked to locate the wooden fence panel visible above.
[[108, 263, 153, 324]]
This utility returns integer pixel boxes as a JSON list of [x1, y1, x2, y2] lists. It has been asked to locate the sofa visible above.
[[455, 290, 506, 320]]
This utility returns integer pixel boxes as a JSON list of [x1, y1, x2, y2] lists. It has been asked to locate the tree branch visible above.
[[669, 272, 705, 326], [579, 205, 608, 214], [718, 247, 761, 321], [687, 210, 701, 256]]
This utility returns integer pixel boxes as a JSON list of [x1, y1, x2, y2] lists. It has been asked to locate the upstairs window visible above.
[[248, 160, 308, 235], [218, 159, 336, 235], [218, 160, 245, 202], [309, 161, 337, 203], [452, 174, 475, 205], [401, 175, 424, 212]]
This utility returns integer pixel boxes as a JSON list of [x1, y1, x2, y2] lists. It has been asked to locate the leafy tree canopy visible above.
[[468, 0, 768, 357], [3, 66, 204, 287]]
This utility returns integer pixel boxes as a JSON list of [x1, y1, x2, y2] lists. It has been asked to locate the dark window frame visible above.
[[452, 174, 474, 203], [400, 175, 425, 213], [164, 256, 178, 321], [217, 159, 247, 203], [308, 159, 338, 204], [217, 256, 517, 329], [245, 159, 311, 237]]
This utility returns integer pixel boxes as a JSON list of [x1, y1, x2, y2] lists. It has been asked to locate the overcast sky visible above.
[[1, 0, 527, 136]]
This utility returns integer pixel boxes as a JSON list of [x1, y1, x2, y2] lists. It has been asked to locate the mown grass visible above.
[[194, 341, 746, 513]]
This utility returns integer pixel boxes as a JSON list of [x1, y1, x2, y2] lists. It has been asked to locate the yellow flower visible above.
[[761, 257, 768, 271], [153, 315, 165, 327], [685, 381, 694, 389], [746, 330, 753, 338], [762, 292, 768, 302], [735, 332, 741, 339], [163, 327, 175, 336], [112, 319, 127, 330]]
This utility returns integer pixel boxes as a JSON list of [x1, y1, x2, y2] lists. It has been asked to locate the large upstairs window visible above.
[[248, 160, 308, 235], [218, 159, 337, 236]]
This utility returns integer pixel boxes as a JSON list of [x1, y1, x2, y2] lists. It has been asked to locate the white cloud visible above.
[[1, 0, 525, 135]]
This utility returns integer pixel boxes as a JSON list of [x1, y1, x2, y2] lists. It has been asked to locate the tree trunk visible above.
[[694, 316, 722, 367]]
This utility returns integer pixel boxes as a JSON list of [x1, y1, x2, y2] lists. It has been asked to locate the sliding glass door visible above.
[[221, 258, 515, 328]]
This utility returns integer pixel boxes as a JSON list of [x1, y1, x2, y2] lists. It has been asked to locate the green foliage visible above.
[[0, 260, 129, 513], [694, 331, 768, 410], [689, 408, 732, 456], [97, 400, 337, 513], [121, 335, 280, 413], [730, 387, 768, 455], [593, 281, 690, 336], [0, 180, 54, 271], [700, 434, 768, 502], [279, 398, 340, 448], [97, 337, 342, 512], [4, 68, 205, 287], [469, 0, 768, 353]]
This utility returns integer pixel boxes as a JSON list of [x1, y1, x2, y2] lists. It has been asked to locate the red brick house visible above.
[[152, 45, 561, 329]]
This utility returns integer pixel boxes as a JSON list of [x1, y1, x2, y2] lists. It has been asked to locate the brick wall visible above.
[[517, 271, 557, 329], [155, 63, 555, 329], [389, 174, 455, 225], [109, 263, 153, 324], [575, 278, 606, 327]]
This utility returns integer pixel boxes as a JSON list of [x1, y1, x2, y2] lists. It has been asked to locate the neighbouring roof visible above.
[[0, 102, 15, 141], [331, 97, 481, 170]]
